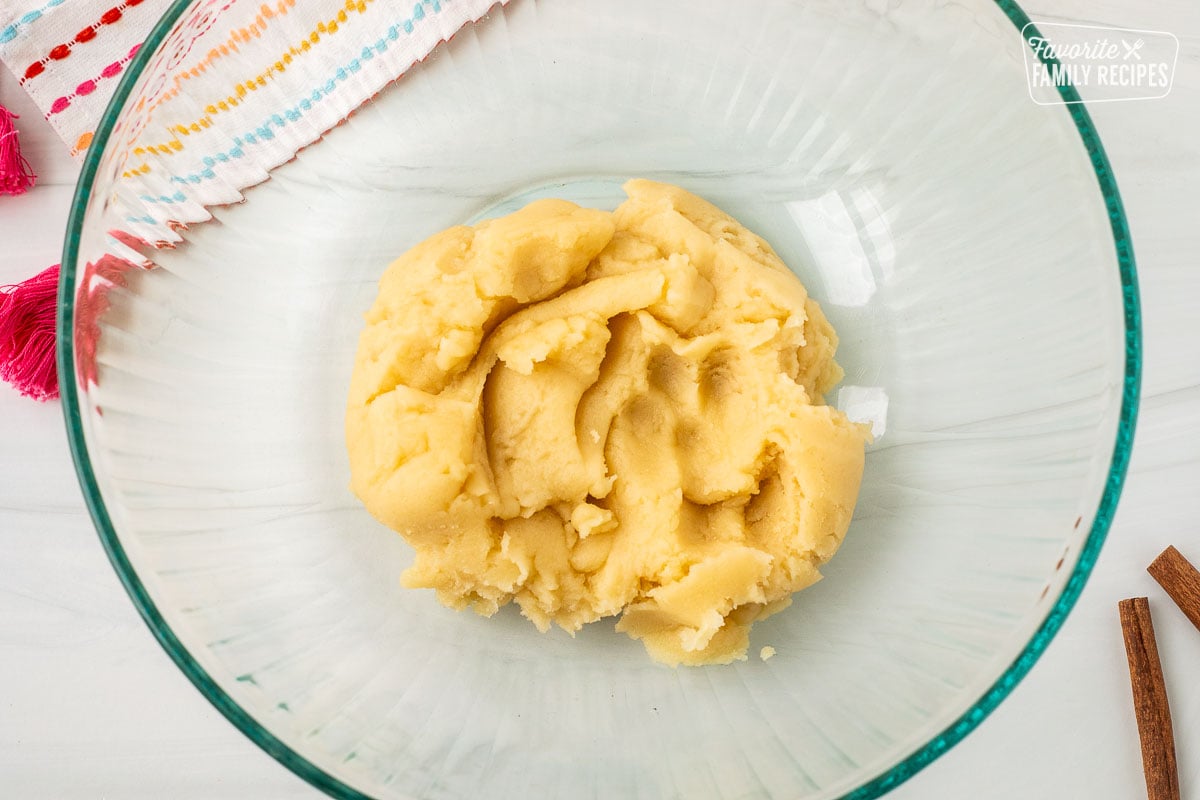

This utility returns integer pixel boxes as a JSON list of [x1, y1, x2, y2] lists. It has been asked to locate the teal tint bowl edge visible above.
[[56, 2, 1141, 798]]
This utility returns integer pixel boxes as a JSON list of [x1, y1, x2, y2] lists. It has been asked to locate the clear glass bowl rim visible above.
[[56, 2, 1143, 798]]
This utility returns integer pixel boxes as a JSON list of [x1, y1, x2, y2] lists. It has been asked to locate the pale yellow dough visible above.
[[346, 180, 867, 666]]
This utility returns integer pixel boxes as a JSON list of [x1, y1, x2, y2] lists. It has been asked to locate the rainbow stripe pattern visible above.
[[0, 0, 505, 244]]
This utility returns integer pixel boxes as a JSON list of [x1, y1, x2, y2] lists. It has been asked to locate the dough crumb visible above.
[[346, 180, 867, 666], [760, 646, 777, 661]]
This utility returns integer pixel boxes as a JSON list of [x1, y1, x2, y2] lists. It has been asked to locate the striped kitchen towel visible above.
[[0, 0, 507, 402], [2, 0, 503, 239], [1, 0, 165, 158], [2, 0, 501, 158]]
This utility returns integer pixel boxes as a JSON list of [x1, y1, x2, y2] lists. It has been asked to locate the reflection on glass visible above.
[[786, 186, 895, 306], [836, 384, 889, 438]]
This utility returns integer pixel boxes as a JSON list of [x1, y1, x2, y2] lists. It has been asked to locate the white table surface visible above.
[[2, 1, 1199, 797]]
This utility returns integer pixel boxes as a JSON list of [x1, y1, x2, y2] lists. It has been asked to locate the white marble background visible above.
[[1, 0, 1198, 797]]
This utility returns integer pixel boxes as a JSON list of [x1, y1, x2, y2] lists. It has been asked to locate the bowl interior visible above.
[[65, 1, 1132, 798]]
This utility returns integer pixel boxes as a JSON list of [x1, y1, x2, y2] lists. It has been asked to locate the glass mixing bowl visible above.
[[60, 1, 1139, 798]]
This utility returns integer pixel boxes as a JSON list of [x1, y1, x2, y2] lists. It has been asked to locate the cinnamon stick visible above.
[[1148, 545, 1200, 634], [1118, 597, 1179, 800]]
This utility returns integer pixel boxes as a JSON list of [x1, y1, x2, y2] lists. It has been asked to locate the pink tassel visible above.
[[0, 103, 37, 196], [0, 264, 59, 401]]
